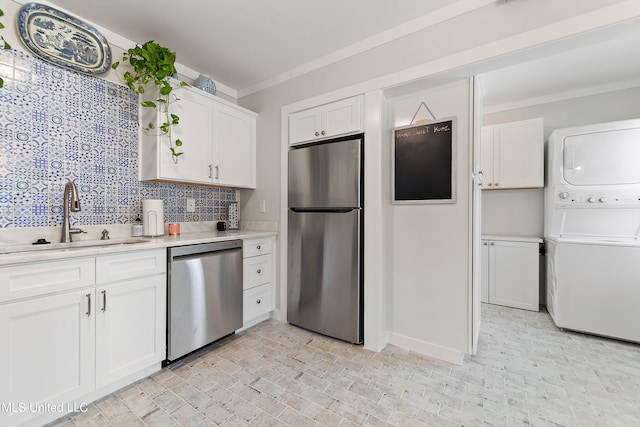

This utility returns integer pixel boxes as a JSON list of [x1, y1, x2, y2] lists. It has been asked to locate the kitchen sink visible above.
[[0, 238, 151, 255]]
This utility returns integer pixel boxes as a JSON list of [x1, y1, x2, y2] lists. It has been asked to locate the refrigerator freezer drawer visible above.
[[287, 209, 362, 343]]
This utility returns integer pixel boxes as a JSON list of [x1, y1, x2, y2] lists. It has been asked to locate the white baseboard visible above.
[[388, 332, 464, 365]]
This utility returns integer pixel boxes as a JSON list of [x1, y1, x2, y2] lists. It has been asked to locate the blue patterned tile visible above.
[[0, 50, 237, 229]]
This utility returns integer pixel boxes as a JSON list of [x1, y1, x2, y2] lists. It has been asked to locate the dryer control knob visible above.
[[558, 192, 569, 199], [587, 197, 597, 203], [599, 197, 608, 203]]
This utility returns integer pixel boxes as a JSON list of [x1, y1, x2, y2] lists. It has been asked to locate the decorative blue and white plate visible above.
[[16, 3, 112, 75]]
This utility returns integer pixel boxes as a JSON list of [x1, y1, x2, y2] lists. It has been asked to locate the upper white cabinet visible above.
[[481, 118, 544, 189], [289, 95, 363, 145], [139, 83, 258, 188], [212, 102, 256, 188]]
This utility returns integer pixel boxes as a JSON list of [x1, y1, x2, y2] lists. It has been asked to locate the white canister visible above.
[[142, 199, 165, 236]]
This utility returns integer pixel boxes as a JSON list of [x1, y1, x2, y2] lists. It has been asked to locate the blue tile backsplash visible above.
[[0, 49, 236, 228]]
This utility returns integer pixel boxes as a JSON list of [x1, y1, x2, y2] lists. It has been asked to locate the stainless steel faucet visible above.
[[61, 180, 86, 243]]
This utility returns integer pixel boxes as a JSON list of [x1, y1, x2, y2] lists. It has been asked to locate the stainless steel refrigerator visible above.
[[287, 136, 363, 344]]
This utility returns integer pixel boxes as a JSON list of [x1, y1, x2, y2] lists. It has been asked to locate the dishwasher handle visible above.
[[171, 246, 241, 262], [168, 240, 243, 261]]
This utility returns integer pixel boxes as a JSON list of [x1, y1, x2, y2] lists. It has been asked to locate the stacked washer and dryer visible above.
[[545, 118, 640, 343]]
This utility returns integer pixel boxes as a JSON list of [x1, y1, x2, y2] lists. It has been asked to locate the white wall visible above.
[[481, 86, 640, 237], [239, 1, 640, 361], [386, 80, 473, 362]]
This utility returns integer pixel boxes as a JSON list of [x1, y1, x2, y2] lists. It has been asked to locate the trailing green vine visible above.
[[112, 41, 188, 162], [0, 8, 11, 88]]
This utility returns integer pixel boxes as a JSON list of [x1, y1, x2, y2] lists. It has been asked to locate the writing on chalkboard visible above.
[[392, 118, 456, 204]]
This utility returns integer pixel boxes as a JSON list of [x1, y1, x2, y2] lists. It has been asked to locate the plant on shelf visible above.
[[0, 8, 11, 88], [112, 40, 188, 162]]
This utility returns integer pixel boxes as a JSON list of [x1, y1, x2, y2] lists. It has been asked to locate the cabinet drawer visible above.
[[0, 257, 95, 303], [243, 238, 272, 258], [243, 254, 272, 290], [96, 249, 166, 284], [243, 283, 273, 323]]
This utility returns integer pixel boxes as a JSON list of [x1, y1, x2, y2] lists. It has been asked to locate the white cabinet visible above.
[[212, 102, 256, 188], [481, 236, 541, 311], [95, 250, 166, 388], [289, 95, 362, 144], [242, 237, 276, 329], [139, 83, 258, 188], [481, 118, 544, 189], [0, 289, 95, 427], [0, 249, 166, 427]]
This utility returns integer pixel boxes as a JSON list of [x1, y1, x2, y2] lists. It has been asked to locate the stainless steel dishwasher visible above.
[[166, 240, 243, 363]]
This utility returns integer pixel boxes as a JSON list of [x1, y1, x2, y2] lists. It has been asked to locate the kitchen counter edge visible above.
[[0, 230, 277, 266]]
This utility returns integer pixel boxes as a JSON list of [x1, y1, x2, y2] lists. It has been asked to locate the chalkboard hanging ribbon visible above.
[[409, 101, 437, 125]]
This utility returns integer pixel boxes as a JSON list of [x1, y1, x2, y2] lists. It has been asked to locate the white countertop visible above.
[[0, 229, 277, 266], [481, 234, 543, 243]]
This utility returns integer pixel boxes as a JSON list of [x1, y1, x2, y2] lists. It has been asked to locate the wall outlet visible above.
[[186, 199, 196, 212], [259, 200, 266, 213]]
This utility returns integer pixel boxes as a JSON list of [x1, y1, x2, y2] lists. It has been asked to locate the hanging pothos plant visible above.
[[112, 41, 188, 162], [0, 8, 12, 88]]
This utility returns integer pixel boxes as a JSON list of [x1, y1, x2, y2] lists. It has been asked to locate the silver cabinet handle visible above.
[[321, 130, 325, 136], [494, 182, 499, 187], [215, 165, 219, 179], [86, 293, 91, 317], [314, 131, 320, 137], [256, 299, 261, 304], [101, 290, 107, 312], [487, 183, 493, 187], [257, 269, 261, 274], [256, 245, 261, 250], [208, 164, 213, 179]]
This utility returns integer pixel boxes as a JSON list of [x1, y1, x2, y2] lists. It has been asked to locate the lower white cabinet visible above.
[[0, 249, 166, 427], [481, 236, 541, 311], [95, 275, 165, 388], [0, 289, 95, 427], [242, 237, 276, 328]]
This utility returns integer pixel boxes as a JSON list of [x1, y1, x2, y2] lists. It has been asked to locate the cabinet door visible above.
[[322, 96, 362, 139], [95, 275, 166, 388], [0, 290, 95, 426], [158, 86, 214, 184], [480, 126, 494, 188], [289, 106, 322, 144], [212, 103, 256, 188], [493, 119, 543, 188], [480, 240, 489, 303], [489, 240, 539, 311]]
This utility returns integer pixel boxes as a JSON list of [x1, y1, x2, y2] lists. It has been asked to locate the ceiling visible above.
[[45, 0, 455, 94], [42, 0, 640, 104], [480, 20, 640, 110]]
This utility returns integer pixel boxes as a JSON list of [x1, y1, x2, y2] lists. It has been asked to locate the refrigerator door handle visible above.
[[289, 207, 357, 213]]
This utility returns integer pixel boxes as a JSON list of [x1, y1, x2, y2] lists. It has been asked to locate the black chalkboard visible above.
[[393, 118, 456, 203]]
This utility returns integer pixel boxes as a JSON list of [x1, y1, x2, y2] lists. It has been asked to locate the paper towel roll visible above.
[[142, 199, 164, 236]]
